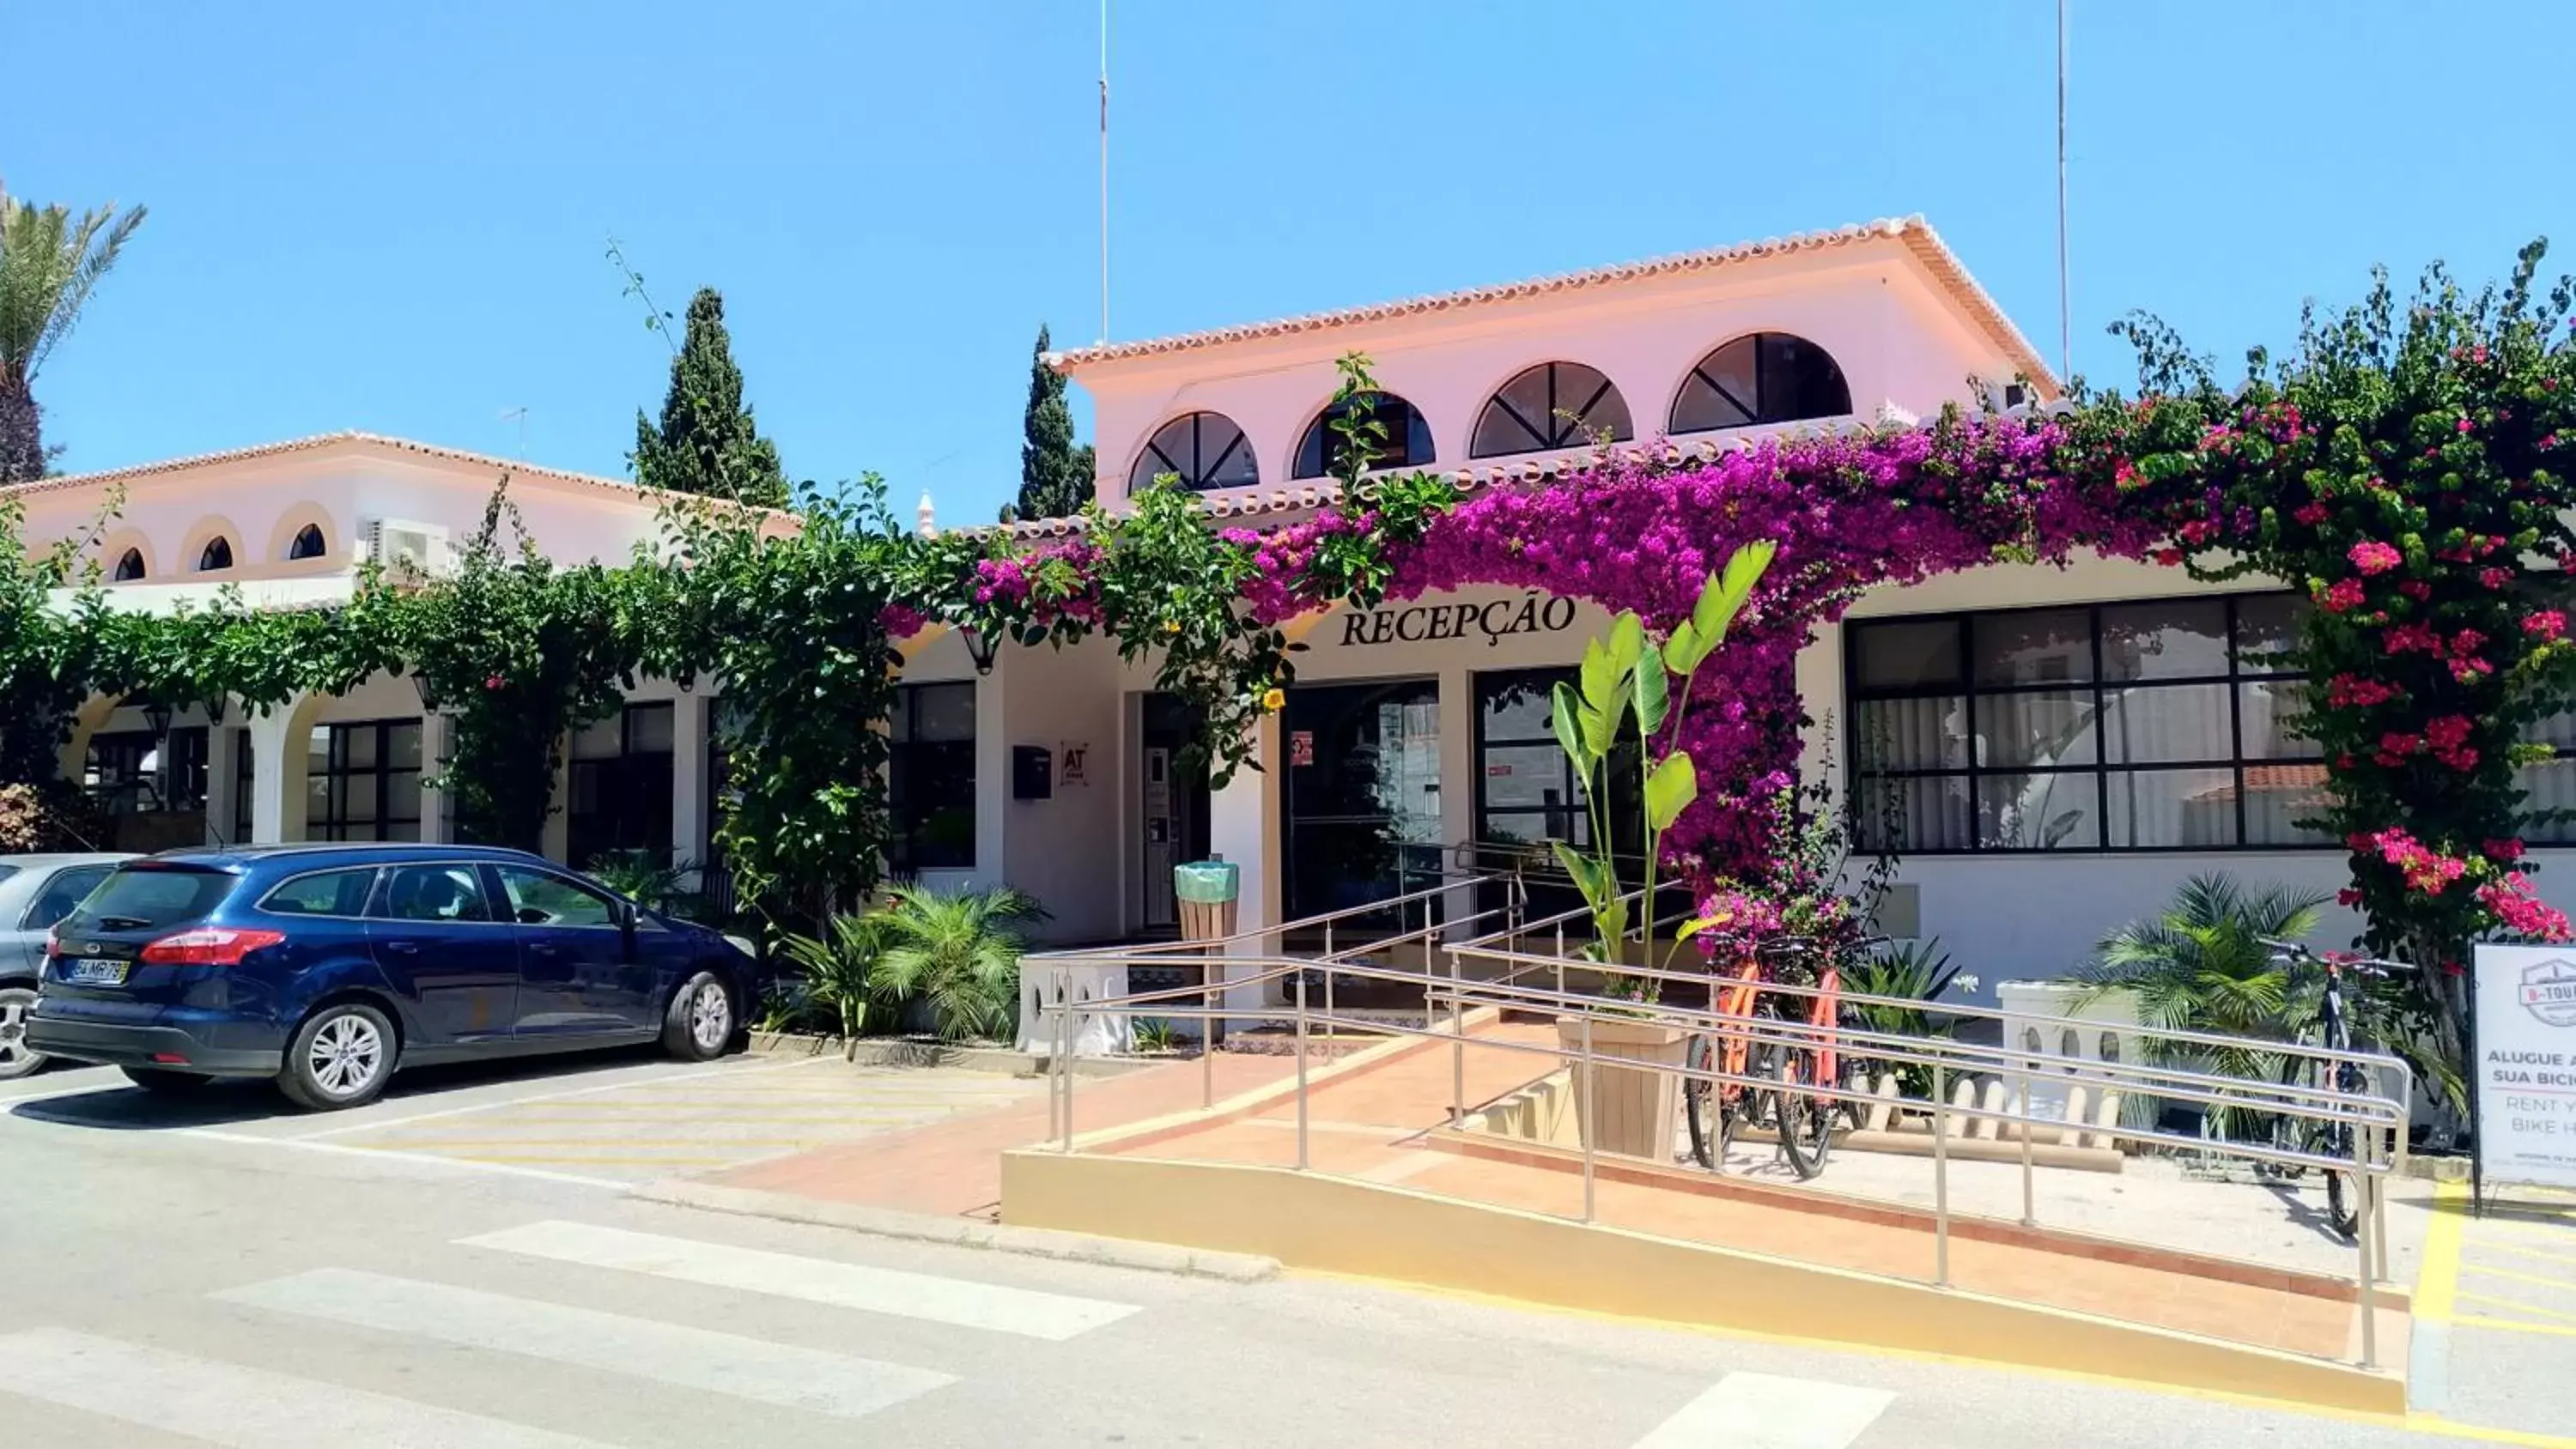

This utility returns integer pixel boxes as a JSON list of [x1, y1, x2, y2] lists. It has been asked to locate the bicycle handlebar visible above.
[[2257, 936, 2417, 975]]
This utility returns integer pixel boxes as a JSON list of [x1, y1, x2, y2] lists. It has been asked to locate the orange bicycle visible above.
[[1681, 934, 1878, 1179]]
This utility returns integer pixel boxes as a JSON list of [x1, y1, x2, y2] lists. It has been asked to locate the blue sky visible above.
[[10, 2, 2572, 524]]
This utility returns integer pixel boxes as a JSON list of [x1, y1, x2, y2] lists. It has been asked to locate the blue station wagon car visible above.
[[27, 844, 756, 1111]]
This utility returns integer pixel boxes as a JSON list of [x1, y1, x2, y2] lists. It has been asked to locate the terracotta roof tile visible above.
[[3, 431, 653, 504], [1048, 215, 2058, 397]]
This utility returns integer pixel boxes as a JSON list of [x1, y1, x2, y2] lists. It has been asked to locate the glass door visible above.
[[1280, 678, 1443, 925]]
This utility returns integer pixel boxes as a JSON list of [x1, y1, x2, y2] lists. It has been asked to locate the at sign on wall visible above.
[[2474, 945, 2576, 1191]]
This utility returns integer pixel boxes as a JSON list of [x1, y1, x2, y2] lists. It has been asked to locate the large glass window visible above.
[[1669, 332, 1852, 433], [306, 719, 423, 842], [568, 702, 676, 868], [1128, 411, 1258, 494], [1847, 593, 2327, 852], [1471, 362, 1633, 458], [1281, 678, 1443, 922], [890, 683, 977, 873], [1291, 392, 1435, 479], [1473, 670, 1643, 920]]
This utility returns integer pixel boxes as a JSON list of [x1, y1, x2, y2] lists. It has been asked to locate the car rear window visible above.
[[0, 865, 20, 888], [63, 865, 239, 931]]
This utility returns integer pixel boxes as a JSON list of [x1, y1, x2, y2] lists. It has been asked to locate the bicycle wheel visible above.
[[1683, 1034, 1725, 1169], [1774, 1030, 1832, 1180]]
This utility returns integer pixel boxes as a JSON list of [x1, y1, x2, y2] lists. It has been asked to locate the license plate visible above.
[[63, 957, 129, 986]]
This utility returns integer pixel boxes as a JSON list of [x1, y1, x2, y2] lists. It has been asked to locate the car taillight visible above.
[[139, 927, 288, 967], [43, 929, 58, 959]]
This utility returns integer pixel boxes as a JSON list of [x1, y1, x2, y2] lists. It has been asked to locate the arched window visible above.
[[112, 549, 146, 582], [196, 537, 234, 573], [1128, 411, 1258, 494], [1291, 392, 1435, 480], [1470, 362, 1632, 458], [1670, 332, 1852, 433], [287, 524, 327, 561]]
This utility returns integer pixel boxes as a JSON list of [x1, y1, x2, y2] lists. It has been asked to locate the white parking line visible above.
[[218, 1268, 957, 1421], [178, 1128, 628, 1190], [292, 1055, 835, 1141], [459, 1219, 1140, 1341], [0, 1327, 614, 1448], [1631, 1372, 1895, 1449]]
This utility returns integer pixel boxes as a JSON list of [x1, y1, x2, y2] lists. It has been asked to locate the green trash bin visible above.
[[1173, 860, 1239, 943]]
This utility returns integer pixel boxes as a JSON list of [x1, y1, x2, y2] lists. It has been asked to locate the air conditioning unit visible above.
[[364, 518, 452, 579]]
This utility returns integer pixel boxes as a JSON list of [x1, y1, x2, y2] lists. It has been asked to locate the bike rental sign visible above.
[[2473, 945, 2576, 1191]]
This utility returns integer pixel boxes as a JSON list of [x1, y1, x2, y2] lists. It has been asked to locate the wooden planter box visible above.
[[1557, 1016, 1690, 1161]]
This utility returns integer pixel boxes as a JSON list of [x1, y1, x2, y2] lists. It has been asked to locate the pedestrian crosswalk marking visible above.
[[217, 1268, 956, 1421], [459, 1219, 1140, 1341], [1631, 1371, 1895, 1449], [0, 1326, 615, 1448]]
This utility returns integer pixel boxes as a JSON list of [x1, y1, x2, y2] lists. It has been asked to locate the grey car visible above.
[[0, 854, 134, 1080]]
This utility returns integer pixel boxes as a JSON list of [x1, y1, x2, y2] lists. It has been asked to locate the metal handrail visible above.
[[1445, 939, 2416, 1102], [1038, 867, 1509, 961], [1040, 947, 2405, 1368]]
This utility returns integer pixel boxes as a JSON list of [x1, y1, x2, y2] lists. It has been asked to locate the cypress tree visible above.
[[1015, 324, 1094, 519], [633, 288, 790, 509]]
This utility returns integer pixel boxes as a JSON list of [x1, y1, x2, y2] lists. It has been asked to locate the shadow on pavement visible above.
[[9, 1043, 672, 1131]]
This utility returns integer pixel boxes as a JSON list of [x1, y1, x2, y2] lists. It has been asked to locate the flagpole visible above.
[[2056, 0, 2071, 383], [1099, 0, 1111, 346]]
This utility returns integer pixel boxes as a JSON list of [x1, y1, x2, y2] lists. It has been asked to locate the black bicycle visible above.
[[2258, 937, 2410, 1240]]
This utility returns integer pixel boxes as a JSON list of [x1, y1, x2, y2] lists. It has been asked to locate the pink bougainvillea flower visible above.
[[2319, 578, 2368, 613], [2348, 540, 2403, 574], [483, 675, 503, 691], [2293, 501, 2330, 526], [2524, 609, 2567, 641]]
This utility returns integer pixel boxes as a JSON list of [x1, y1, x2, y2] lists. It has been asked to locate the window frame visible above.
[[1668, 331, 1855, 435], [196, 536, 234, 573], [888, 682, 977, 873], [287, 524, 328, 561], [1844, 591, 2329, 855], [567, 701, 677, 868], [112, 549, 146, 582], [307, 718, 425, 843], [1129, 410, 1259, 494], [1291, 392, 1436, 480], [1470, 361, 1633, 458]]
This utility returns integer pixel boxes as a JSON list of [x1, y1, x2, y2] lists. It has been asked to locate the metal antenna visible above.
[[1098, 0, 1110, 345], [2056, 0, 2071, 383], [500, 406, 528, 459]]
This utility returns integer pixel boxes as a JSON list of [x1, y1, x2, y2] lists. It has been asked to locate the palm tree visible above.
[[0, 190, 147, 482], [2077, 873, 2329, 1141], [872, 886, 1047, 1042]]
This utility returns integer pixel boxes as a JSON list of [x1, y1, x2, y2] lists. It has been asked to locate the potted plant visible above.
[[1544, 541, 1774, 1158]]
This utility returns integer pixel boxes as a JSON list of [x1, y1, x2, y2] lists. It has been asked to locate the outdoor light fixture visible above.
[[141, 699, 173, 740], [201, 694, 228, 727], [410, 673, 443, 712], [960, 625, 999, 676]]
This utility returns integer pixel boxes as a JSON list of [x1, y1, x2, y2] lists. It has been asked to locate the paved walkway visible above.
[[707, 1050, 1301, 1218]]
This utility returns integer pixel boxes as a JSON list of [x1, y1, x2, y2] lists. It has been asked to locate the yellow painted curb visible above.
[[1002, 1149, 2405, 1416]]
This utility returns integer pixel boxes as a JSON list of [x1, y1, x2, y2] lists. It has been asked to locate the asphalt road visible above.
[[3, 1058, 2570, 1448]]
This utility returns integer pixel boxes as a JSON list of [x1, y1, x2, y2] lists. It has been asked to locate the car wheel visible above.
[[663, 972, 733, 1063], [278, 1003, 398, 1112], [120, 1066, 213, 1093], [0, 985, 45, 1082]]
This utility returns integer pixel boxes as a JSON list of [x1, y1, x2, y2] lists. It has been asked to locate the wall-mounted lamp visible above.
[[141, 699, 174, 740], [959, 625, 999, 676], [410, 673, 443, 712]]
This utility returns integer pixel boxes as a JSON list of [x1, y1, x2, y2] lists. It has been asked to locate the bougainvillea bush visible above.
[[2088, 244, 2576, 1088]]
